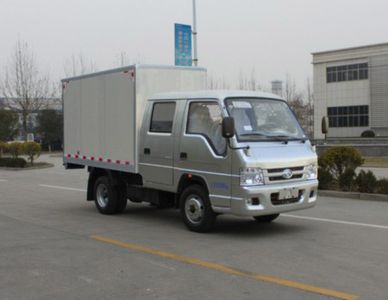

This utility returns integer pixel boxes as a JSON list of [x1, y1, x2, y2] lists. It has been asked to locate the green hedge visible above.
[[0, 157, 27, 168], [318, 146, 388, 195], [0, 141, 41, 165], [377, 179, 388, 195]]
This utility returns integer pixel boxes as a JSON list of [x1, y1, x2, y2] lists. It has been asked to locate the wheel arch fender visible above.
[[176, 174, 209, 208], [87, 168, 123, 201]]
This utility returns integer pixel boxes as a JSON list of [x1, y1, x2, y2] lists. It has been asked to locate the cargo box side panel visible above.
[[79, 76, 105, 158], [103, 72, 136, 170]]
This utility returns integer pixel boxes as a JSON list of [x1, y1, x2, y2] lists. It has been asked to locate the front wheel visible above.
[[253, 214, 280, 223], [180, 185, 216, 233]]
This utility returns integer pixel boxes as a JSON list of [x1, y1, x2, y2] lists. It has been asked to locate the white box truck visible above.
[[63, 64, 318, 232]]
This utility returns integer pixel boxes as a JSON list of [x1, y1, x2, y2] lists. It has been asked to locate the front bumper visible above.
[[212, 179, 318, 217]]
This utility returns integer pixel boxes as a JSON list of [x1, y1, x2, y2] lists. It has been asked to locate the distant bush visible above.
[[361, 130, 375, 138], [338, 168, 356, 191], [23, 142, 41, 165], [0, 141, 7, 158], [0, 157, 27, 168], [8, 142, 24, 158], [376, 179, 388, 195], [355, 170, 378, 193], [319, 146, 364, 180], [318, 168, 334, 190]]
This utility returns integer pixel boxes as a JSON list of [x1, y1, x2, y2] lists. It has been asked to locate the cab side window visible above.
[[150, 102, 176, 133], [187, 102, 226, 155]]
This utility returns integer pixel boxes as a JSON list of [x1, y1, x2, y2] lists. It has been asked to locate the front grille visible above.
[[267, 166, 304, 173], [267, 166, 304, 182], [269, 174, 303, 181]]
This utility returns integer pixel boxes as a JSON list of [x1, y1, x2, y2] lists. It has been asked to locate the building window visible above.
[[327, 105, 369, 128], [327, 63, 368, 83]]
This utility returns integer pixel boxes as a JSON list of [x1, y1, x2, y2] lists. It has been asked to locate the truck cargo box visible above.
[[63, 65, 206, 173]]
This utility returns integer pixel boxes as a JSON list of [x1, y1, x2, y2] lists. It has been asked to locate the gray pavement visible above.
[[1, 155, 388, 299]]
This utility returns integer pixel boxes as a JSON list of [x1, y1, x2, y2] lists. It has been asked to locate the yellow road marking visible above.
[[91, 235, 358, 300]]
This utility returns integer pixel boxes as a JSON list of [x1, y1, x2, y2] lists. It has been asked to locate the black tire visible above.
[[253, 214, 280, 223], [93, 176, 127, 214], [115, 185, 128, 213], [180, 185, 216, 233]]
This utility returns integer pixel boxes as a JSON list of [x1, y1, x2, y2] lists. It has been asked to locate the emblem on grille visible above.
[[282, 169, 293, 179]]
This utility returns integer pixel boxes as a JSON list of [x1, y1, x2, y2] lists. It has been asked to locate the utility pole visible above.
[[192, 0, 198, 66]]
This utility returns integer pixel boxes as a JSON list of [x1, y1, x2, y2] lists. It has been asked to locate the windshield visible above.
[[225, 98, 305, 142]]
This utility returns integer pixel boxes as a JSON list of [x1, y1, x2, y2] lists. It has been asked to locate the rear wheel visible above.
[[180, 185, 216, 233], [253, 214, 279, 223], [94, 176, 127, 214]]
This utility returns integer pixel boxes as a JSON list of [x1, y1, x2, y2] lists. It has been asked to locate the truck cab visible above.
[[137, 90, 318, 231]]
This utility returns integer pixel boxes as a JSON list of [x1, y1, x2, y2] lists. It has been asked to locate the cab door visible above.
[[140, 101, 176, 187], [175, 100, 232, 208]]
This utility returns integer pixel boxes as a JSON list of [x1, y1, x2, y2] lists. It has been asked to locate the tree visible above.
[[0, 109, 19, 141], [283, 75, 314, 137], [8, 142, 23, 158], [36, 109, 63, 152], [64, 53, 98, 77], [207, 74, 230, 90], [0, 38, 55, 139], [23, 142, 41, 165], [305, 78, 314, 137]]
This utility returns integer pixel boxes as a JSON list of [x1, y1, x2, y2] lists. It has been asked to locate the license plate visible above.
[[279, 188, 299, 200]]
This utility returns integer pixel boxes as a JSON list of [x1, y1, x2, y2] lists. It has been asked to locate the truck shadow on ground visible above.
[[105, 203, 310, 238]]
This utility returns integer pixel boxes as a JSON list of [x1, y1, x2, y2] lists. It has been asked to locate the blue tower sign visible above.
[[175, 23, 192, 66]]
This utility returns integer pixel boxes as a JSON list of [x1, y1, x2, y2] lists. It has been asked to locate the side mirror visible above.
[[222, 117, 235, 138], [321, 116, 328, 134]]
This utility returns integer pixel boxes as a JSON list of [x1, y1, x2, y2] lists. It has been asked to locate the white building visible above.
[[313, 42, 388, 139]]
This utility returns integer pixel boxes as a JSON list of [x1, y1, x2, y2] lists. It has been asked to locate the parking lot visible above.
[[1, 155, 388, 299]]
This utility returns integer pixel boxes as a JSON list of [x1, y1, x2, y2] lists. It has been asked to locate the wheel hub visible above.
[[185, 196, 204, 224], [96, 184, 109, 208]]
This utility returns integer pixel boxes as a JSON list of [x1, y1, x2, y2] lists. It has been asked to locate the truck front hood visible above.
[[240, 142, 317, 169]]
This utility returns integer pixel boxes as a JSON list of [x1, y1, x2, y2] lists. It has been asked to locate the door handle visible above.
[[180, 152, 187, 160], [144, 148, 151, 155]]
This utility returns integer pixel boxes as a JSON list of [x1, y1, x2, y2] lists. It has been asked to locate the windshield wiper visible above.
[[239, 132, 267, 137], [239, 132, 307, 144], [267, 135, 308, 144], [239, 133, 290, 144]]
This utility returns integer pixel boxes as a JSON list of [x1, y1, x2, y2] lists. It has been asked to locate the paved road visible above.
[[1, 155, 388, 299]]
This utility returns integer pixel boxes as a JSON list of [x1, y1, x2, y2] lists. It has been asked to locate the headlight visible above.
[[305, 164, 318, 180], [240, 168, 265, 186]]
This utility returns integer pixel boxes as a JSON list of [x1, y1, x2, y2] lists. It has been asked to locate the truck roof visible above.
[[61, 64, 206, 82], [148, 90, 284, 101]]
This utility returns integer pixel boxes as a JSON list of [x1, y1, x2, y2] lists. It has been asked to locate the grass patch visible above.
[[362, 157, 388, 168]]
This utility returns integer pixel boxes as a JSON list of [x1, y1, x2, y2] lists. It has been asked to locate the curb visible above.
[[318, 190, 388, 202], [0, 163, 54, 171]]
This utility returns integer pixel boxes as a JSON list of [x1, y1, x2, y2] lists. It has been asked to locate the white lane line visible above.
[[283, 214, 388, 230], [0, 179, 8, 182], [39, 184, 86, 192]]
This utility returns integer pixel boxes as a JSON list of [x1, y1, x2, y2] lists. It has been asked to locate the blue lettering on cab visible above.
[[211, 182, 229, 190]]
